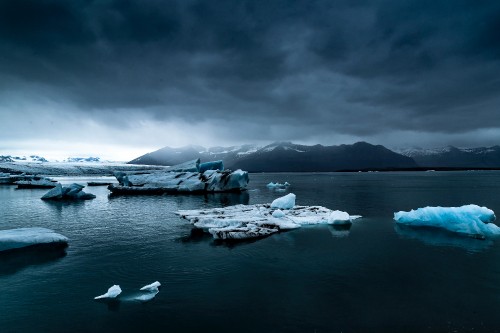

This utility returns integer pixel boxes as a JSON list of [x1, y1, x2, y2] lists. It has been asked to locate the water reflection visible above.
[[394, 224, 493, 253], [203, 191, 249, 206], [328, 224, 352, 238], [0, 245, 67, 276]]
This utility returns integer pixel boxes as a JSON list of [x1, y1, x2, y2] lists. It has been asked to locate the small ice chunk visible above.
[[271, 193, 296, 210], [272, 209, 286, 218], [94, 285, 122, 300], [328, 210, 351, 225], [140, 281, 161, 292]]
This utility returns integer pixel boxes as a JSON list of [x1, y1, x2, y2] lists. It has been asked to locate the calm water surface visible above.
[[2, 172, 500, 332]]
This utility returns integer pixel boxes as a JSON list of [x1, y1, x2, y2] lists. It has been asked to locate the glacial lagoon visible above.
[[2, 172, 500, 332]]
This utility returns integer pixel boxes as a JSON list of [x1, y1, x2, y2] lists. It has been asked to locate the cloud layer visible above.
[[1, 0, 500, 159]]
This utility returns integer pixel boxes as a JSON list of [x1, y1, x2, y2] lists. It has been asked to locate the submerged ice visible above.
[[394, 205, 500, 238], [177, 193, 360, 241]]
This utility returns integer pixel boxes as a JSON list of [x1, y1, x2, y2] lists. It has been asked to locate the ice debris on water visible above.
[[394, 204, 500, 239], [177, 193, 360, 241], [267, 181, 291, 188], [94, 285, 122, 300]]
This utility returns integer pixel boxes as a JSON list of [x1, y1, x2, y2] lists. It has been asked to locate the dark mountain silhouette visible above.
[[129, 141, 418, 171]]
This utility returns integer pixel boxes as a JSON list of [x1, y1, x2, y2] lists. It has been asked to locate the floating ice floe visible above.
[[41, 183, 96, 201], [0, 227, 68, 252], [394, 204, 500, 239], [108, 158, 249, 195], [15, 176, 58, 189], [177, 193, 361, 241], [134, 281, 161, 302], [94, 285, 122, 300], [266, 181, 291, 188], [140, 281, 161, 292]]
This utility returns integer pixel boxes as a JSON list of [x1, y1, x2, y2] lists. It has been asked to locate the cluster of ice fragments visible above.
[[177, 193, 360, 241], [394, 205, 500, 239], [108, 158, 249, 195], [266, 181, 291, 190], [41, 183, 96, 201], [0, 227, 68, 252], [94, 281, 161, 302]]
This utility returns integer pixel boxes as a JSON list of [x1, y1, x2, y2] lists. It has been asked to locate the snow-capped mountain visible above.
[[0, 155, 49, 163], [62, 157, 102, 163], [129, 142, 418, 171], [395, 145, 500, 167], [128, 144, 263, 166]]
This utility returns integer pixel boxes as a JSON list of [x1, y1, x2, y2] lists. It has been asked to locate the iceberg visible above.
[[199, 160, 224, 173], [394, 205, 500, 238], [109, 159, 249, 195], [94, 285, 122, 300], [271, 193, 296, 209], [177, 194, 360, 241], [41, 183, 96, 201], [0, 227, 68, 252]]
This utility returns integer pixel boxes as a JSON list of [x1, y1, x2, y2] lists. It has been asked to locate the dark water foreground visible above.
[[2, 172, 500, 333]]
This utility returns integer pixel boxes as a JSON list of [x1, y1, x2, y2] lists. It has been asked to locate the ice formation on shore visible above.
[[41, 183, 96, 201], [108, 159, 249, 195], [177, 193, 360, 240], [0, 228, 68, 252], [394, 205, 500, 238]]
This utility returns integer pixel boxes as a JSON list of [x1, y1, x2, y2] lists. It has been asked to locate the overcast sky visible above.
[[1, 0, 500, 160]]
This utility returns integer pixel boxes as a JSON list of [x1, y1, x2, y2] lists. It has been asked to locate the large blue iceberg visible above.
[[394, 205, 500, 238]]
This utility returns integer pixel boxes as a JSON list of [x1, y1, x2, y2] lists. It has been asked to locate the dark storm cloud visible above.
[[1, 0, 500, 144]]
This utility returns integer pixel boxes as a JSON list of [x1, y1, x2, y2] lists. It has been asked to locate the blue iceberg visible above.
[[394, 205, 500, 238]]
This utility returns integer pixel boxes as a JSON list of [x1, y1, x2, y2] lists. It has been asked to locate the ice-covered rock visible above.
[[41, 183, 96, 201], [271, 193, 296, 209], [177, 195, 360, 241], [0, 227, 68, 252], [94, 285, 122, 300], [109, 159, 249, 195], [394, 205, 500, 238]]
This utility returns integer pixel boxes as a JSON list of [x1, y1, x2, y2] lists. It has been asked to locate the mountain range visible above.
[[129, 142, 500, 171], [128, 142, 418, 171]]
